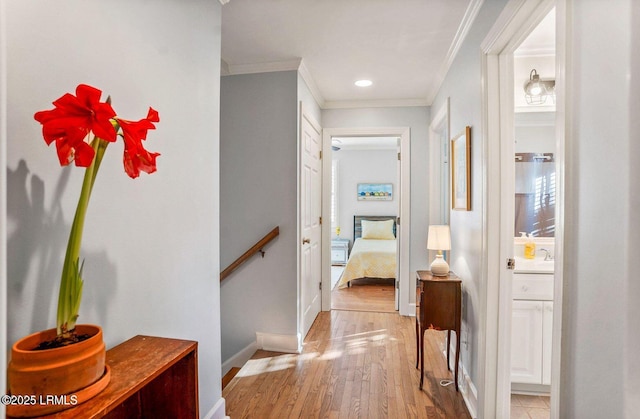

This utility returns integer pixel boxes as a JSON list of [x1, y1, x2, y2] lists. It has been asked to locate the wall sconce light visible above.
[[524, 69, 556, 105]]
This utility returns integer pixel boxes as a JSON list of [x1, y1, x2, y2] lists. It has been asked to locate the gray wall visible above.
[[4, 0, 223, 415], [561, 0, 637, 417], [220, 71, 299, 362], [333, 149, 398, 243], [629, 2, 640, 415], [323, 106, 430, 305], [429, 0, 508, 386]]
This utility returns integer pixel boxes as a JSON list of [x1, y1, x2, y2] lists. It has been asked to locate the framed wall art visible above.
[[357, 183, 393, 201], [451, 126, 471, 210]]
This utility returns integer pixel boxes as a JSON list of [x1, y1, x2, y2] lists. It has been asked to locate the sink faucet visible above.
[[539, 248, 554, 261]]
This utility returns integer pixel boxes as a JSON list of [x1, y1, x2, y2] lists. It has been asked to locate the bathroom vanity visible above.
[[511, 241, 554, 391]]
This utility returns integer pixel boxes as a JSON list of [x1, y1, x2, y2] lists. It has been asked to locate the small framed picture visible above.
[[357, 183, 393, 201]]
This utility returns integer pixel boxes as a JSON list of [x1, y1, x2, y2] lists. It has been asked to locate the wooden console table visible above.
[[25, 335, 199, 419], [415, 270, 462, 391]]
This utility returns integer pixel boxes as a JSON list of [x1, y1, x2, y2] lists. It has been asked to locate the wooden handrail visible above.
[[220, 226, 280, 282]]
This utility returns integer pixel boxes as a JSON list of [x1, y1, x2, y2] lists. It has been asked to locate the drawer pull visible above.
[[522, 286, 529, 292]]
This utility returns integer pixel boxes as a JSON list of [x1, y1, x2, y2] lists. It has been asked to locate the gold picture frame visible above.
[[451, 126, 471, 211]]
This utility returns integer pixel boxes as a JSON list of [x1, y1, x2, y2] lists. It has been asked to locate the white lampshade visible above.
[[427, 225, 451, 251], [427, 225, 451, 276]]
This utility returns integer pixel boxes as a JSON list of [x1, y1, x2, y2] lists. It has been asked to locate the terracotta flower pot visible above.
[[7, 324, 110, 417]]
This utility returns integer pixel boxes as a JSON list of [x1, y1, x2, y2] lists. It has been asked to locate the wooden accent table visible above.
[[415, 270, 462, 391], [19, 335, 199, 419]]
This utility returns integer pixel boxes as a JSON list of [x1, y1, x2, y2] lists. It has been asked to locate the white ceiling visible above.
[[221, 0, 479, 108], [515, 8, 555, 56]]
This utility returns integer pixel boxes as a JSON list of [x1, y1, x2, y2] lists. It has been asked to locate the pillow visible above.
[[361, 219, 395, 240]]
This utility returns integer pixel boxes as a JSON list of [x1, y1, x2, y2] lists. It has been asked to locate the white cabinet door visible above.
[[542, 301, 553, 385], [511, 300, 543, 384]]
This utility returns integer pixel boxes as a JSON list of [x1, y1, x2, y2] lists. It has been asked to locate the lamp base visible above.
[[430, 254, 449, 276]]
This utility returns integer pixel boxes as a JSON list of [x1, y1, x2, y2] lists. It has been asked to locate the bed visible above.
[[336, 215, 397, 289]]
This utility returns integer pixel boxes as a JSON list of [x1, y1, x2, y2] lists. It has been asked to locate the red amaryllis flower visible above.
[[116, 108, 161, 178], [34, 84, 117, 167], [32, 85, 160, 339]]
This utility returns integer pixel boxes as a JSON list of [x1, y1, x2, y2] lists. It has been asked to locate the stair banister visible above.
[[220, 226, 280, 282]]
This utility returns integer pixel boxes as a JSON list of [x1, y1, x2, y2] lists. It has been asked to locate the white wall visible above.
[[515, 124, 555, 153], [560, 1, 635, 417], [628, 2, 640, 416], [220, 71, 299, 363], [4, 1, 223, 416], [514, 112, 555, 153], [322, 106, 430, 303], [1, 0, 8, 414], [333, 149, 398, 243], [429, 0, 508, 387], [298, 73, 322, 129]]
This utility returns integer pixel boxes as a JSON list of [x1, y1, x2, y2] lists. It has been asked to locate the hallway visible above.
[[223, 310, 471, 418]]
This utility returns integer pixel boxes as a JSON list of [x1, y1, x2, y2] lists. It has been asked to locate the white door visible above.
[[300, 107, 322, 338]]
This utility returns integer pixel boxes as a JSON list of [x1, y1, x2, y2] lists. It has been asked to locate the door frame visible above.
[[479, 0, 566, 418], [428, 97, 450, 226], [321, 127, 412, 316]]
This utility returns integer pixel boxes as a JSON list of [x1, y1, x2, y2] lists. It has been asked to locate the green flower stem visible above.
[[56, 136, 109, 336]]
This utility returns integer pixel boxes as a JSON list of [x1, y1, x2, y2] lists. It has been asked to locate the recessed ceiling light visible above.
[[355, 79, 373, 87]]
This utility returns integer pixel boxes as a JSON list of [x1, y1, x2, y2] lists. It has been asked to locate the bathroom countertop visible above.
[[513, 256, 554, 274]]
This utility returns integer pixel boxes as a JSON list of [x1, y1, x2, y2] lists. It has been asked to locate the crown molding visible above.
[[425, 0, 485, 105], [223, 58, 302, 76], [220, 57, 328, 108], [514, 47, 555, 57], [220, 59, 230, 76], [297, 59, 326, 108], [323, 98, 429, 110]]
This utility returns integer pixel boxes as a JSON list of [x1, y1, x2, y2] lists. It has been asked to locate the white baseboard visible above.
[[446, 339, 478, 418], [222, 340, 258, 377], [203, 397, 228, 419], [256, 332, 302, 353], [459, 364, 478, 419]]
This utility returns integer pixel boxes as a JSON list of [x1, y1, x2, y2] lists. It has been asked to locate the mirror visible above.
[[514, 112, 555, 237], [514, 153, 555, 236]]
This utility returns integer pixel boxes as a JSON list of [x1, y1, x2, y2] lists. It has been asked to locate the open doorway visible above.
[[510, 8, 556, 418], [329, 136, 399, 313], [320, 127, 411, 317], [481, 1, 565, 417]]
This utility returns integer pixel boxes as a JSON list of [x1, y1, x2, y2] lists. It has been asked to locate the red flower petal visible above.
[[72, 140, 96, 167], [116, 109, 160, 178], [123, 148, 160, 178], [34, 84, 117, 166], [146, 107, 160, 123]]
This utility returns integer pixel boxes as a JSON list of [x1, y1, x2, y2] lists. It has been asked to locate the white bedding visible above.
[[337, 238, 397, 288]]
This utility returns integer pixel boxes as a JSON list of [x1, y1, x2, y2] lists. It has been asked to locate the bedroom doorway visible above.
[[321, 127, 411, 316]]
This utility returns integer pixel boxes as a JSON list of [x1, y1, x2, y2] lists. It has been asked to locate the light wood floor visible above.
[[223, 310, 471, 418], [331, 277, 396, 313]]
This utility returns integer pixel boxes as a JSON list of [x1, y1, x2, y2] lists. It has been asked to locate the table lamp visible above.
[[427, 225, 451, 276]]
